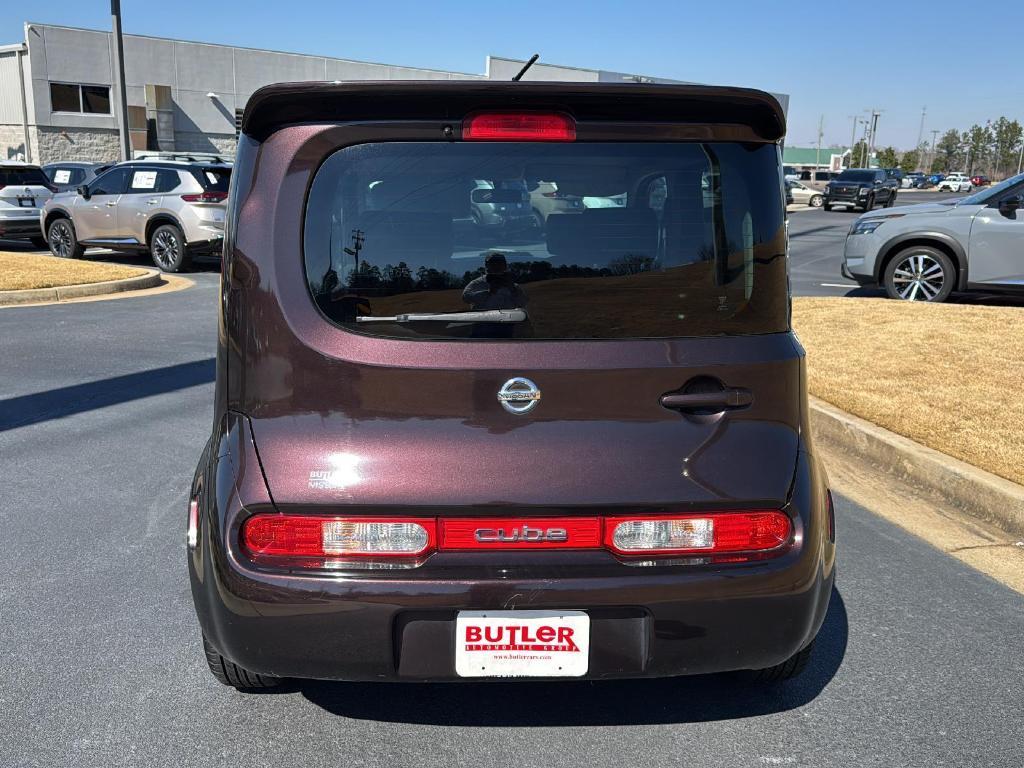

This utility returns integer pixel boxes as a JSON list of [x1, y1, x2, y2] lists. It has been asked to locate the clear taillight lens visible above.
[[605, 512, 791, 555], [242, 515, 436, 561]]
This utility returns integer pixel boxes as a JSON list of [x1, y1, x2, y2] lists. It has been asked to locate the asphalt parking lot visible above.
[[2, 192, 1023, 767]]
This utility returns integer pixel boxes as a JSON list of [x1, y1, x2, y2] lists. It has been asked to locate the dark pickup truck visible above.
[[823, 168, 898, 212]]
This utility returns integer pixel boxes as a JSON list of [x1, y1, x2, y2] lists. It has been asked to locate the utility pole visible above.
[[865, 109, 883, 167], [847, 115, 859, 168], [815, 114, 824, 177], [858, 119, 870, 166], [111, 0, 132, 161], [929, 129, 940, 173], [915, 107, 927, 171]]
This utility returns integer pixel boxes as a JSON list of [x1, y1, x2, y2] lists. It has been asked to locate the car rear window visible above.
[[303, 142, 787, 340], [0, 167, 50, 186], [196, 167, 230, 192]]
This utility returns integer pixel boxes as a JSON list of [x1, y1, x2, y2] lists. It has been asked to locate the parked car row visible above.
[[0, 158, 231, 272]]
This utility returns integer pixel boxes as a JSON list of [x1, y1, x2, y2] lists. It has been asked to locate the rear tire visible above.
[[47, 218, 84, 259], [885, 192, 896, 208], [202, 636, 279, 690], [149, 223, 191, 273], [751, 641, 814, 682], [861, 195, 875, 212], [822, 203, 832, 211]]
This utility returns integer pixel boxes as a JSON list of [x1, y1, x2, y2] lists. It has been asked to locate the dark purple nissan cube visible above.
[[188, 81, 835, 689]]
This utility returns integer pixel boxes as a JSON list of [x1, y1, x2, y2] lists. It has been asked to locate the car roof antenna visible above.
[[512, 54, 540, 81]]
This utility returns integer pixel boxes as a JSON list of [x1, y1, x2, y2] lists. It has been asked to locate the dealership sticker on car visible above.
[[455, 610, 589, 677]]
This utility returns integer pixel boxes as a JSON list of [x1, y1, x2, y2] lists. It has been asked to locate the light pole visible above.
[[111, 0, 132, 161], [915, 107, 927, 171]]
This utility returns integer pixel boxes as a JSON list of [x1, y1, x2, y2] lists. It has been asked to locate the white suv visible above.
[[0, 162, 54, 247], [41, 161, 230, 272], [843, 173, 1024, 300], [938, 173, 972, 192]]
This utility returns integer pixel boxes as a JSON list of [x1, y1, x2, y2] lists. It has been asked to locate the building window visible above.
[[49, 82, 112, 114]]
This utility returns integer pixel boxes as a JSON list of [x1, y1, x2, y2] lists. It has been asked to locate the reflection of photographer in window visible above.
[[462, 253, 528, 311]]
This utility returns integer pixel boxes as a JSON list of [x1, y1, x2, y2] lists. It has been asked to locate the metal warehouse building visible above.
[[1, 22, 788, 166]]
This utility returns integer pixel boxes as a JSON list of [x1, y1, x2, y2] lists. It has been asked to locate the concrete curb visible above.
[[0, 269, 162, 306], [810, 396, 1024, 537]]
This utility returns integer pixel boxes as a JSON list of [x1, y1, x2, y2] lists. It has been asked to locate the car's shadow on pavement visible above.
[[841, 287, 1024, 307], [294, 587, 847, 726]]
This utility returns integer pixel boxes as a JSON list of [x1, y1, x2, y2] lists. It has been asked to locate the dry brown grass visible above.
[[792, 297, 1024, 486], [0, 252, 145, 291]]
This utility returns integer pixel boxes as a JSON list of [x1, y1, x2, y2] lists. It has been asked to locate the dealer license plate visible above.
[[455, 610, 589, 678], [18, 197, 35, 208]]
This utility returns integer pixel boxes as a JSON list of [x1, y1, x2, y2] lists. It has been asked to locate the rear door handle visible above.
[[105, 201, 117, 207], [146, 199, 158, 205], [660, 388, 752, 412]]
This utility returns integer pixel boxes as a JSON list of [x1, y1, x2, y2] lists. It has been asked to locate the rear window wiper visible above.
[[356, 309, 527, 324]]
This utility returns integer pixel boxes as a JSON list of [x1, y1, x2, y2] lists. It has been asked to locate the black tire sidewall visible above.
[[47, 218, 82, 259], [150, 223, 189, 273], [883, 246, 955, 302]]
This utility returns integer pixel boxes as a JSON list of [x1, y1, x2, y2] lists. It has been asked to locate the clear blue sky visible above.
[[4, 1, 1020, 150]]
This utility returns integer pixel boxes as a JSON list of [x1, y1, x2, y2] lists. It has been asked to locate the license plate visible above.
[[18, 198, 35, 208], [455, 610, 589, 678]]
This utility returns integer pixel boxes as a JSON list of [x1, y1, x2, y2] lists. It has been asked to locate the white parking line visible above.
[[820, 282, 858, 288]]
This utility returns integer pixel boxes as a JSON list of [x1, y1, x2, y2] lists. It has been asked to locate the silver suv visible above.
[[0, 162, 54, 247], [41, 161, 230, 272], [843, 172, 1024, 301]]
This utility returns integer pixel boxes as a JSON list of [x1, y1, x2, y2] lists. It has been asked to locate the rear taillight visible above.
[[180, 191, 227, 203], [240, 511, 792, 569], [604, 512, 791, 556], [186, 498, 199, 548], [826, 490, 835, 543], [242, 515, 436, 560], [463, 112, 575, 142]]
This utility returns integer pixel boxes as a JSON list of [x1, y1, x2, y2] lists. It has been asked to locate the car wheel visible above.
[[750, 642, 814, 682], [861, 195, 875, 212], [883, 246, 955, 302], [202, 636, 279, 690], [149, 223, 191, 273], [47, 218, 84, 259], [30, 236, 48, 249], [885, 192, 896, 208], [822, 203, 832, 211], [809, 195, 823, 208]]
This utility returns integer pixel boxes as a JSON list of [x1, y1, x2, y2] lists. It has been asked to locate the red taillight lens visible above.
[[463, 112, 575, 142], [180, 191, 227, 203], [604, 512, 791, 556], [242, 515, 436, 560]]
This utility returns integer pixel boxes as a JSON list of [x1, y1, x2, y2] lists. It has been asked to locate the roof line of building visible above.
[[21, 20, 484, 79]]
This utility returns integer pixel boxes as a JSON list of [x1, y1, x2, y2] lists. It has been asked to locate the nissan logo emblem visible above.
[[497, 377, 541, 415]]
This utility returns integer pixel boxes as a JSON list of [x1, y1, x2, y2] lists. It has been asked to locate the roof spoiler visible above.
[[241, 81, 786, 143]]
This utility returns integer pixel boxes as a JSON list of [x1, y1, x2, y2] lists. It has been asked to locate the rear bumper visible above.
[[0, 216, 43, 237], [191, 445, 835, 682]]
